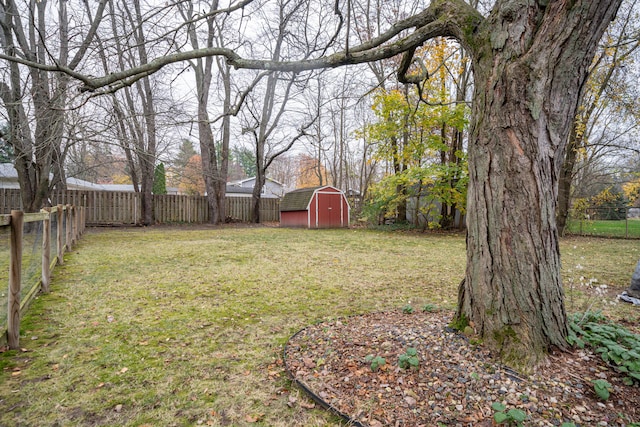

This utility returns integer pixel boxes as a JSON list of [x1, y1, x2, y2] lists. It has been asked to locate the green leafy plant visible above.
[[398, 347, 419, 370], [491, 402, 527, 426], [402, 304, 414, 314], [593, 379, 612, 401], [364, 354, 386, 372], [567, 312, 640, 386], [422, 303, 437, 312]]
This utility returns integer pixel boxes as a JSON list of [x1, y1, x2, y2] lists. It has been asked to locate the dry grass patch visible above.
[[0, 227, 637, 426]]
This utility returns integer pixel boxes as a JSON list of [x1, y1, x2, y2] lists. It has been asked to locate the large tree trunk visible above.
[[454, 0, 621, 369], [252, 161, 265, 224], [182, 0, 228, 225], [214, 62, 232, 223], [198, 108, 222, 224]]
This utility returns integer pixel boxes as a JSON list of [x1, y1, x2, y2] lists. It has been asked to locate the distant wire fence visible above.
[[0, 205, 85, 349], [564, 206, 640, 239]]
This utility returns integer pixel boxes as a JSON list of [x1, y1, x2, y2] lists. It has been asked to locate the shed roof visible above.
[[280, 187, 320, 212]]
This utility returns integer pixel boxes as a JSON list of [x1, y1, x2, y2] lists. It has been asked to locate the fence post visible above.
[[70, 206, 76, 247], [42, 208, 51, 293], [66, 204, 72, 250], [8, 210, 23, 349], [81, 206, 85, 234], [625, 208, 629, 239], [57, 204, 64, 265], [580, 210, 584, 235]]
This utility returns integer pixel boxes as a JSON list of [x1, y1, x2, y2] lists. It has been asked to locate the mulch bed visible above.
[[284, 310, 640, 427]]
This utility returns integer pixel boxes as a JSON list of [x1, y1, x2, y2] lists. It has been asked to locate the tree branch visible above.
[[0, 0, 483, 94]]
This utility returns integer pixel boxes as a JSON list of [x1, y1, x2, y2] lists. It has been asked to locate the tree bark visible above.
[[453, 0, 621, 368]]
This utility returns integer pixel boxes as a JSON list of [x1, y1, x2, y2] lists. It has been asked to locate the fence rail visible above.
[[565, 207, 640, 239], [1, 205, 85, 348], [0, 189, 280, 225]]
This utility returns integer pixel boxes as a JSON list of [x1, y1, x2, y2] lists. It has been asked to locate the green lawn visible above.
[[565, 218, 640, 238], [0, 227, 638, 427]]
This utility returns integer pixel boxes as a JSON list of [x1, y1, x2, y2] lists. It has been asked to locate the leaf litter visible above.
[[285, 309, 640, 426]]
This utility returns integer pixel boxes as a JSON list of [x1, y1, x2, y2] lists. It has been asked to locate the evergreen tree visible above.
[[153, 163, 167, 195], [233, 146, 257, 178], [174, 139, 198, 170], [0, 124, 15, 163]]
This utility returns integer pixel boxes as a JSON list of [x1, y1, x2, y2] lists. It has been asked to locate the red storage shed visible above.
[[280, 186, 350, 228]]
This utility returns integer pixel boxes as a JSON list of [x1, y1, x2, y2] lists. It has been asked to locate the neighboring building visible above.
[[225, 185, 254, 198], [0, 163, 178, 194], [0, 163, 21, 189], [280, 186, 350, 228], [226, 177, 285, 199]]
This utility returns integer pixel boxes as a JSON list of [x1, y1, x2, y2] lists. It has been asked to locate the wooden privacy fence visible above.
[[154, 194, 210, 223], [1, 205, 85, 348], [0, 189, 280, 225]]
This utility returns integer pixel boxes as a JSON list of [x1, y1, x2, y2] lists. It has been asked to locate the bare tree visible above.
[[239, 0, 322, 222], [178, 0, 230, 223], [0, 0, 106, 211], [241, 67, 318, 221], [90, 0, 161, 225], [557, 0, 640, 234]]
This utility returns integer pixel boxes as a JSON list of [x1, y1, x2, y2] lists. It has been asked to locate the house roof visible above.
[[225, 185, 253, 194], [228, 176, 284, 187], [280, 187, 321, 211], [0, 164, 132, 192], [0, 163, 18, 179]]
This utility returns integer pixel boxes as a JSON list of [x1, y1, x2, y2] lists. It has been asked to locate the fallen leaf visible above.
[[119, 367, 128, 374], [244, 414, 264, 423], [287, 395, 297, 407], [404, 396, 417, 407], [300, 401, 315, 409], [303, 357, 315, 369]]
